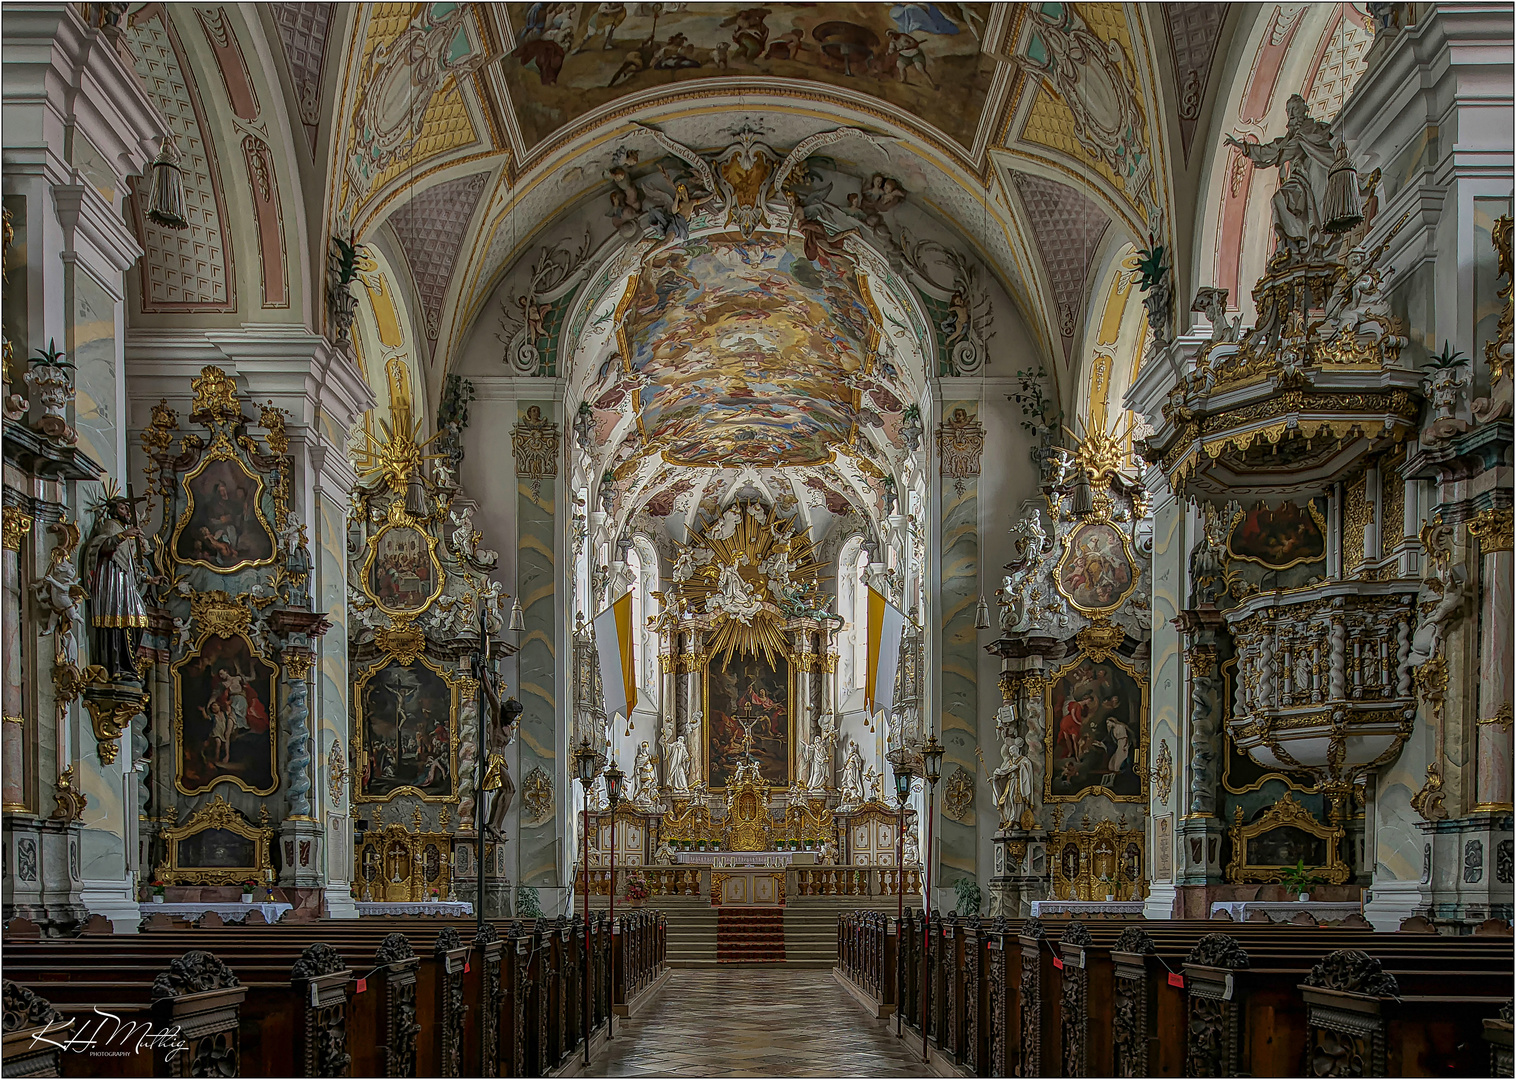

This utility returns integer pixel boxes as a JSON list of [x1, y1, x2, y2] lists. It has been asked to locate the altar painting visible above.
[[706, 654, 791, 788], [1055, 521, 1136, 612], [1046, 653, 1146, 802], [356, 658, 457, 801], [172, 456, 276, 571], [174, 633, 277, 796], [364, 522, 443, 614], [1227, 500, 1326, 570]]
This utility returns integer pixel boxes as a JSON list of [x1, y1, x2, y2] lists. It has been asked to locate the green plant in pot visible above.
[[1279, 859, 1324, 901], [953, 877, 983, 917]]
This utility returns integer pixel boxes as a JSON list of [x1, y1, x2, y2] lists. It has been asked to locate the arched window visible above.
[[837, 536, 870, 699], [628, 537, 661, 707]]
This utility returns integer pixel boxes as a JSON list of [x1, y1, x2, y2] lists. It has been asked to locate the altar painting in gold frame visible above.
[[704, 652, 793, 789], [361, 516, 444, 617], [173, 631, 278, 796], [155, 794, 274, 886], [1226, 793, 1349, 885], [1054, 521, 1137, 613], [1044, 648, 1147, 803], [1226, 499, 1327, 571], [170, 442, 278, 573], [354, 654, 459, 803]]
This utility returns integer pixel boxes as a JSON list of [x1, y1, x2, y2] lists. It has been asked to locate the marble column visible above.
[[2, 509, 29, 813], [1472, 516, 1513, 811]]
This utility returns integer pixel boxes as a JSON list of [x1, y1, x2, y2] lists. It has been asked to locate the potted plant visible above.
[[150, 880, 167, 904], [1280, 859, 1323, 902], [240, 879, 258, 904], [696, 839, 706, 852], [1099, 874, 1115, 902], [625, 871, 649, 906], [952, 877, 983, 917], [428, 887, 440, 902]]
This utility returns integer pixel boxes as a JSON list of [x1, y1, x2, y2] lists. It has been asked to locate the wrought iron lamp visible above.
[[572, 737, 599, 1065], [919, 733, 944, 1063], [603, 758, 624, 1039], [891, 757, 916, 1037]]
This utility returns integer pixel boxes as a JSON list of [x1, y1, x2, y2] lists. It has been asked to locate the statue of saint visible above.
[[1225, 95, 1340, 260], [992, 737, 1036, 832], [632, 740, 659, 808], [839, 741, 866, 808], [663, 717, 691, 795], [82, 487, 155, 682]]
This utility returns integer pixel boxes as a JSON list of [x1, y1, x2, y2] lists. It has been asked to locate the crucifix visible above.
[[735, 708, 761, 761]]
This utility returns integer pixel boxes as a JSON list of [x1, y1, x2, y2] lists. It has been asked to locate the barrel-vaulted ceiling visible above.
[[118, 2, 1373, 450], [303, 2, 1215, 396]]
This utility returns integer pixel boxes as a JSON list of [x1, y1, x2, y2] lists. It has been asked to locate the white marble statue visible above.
[[806, 729, 832, 793], [653, 839, 678, 865], [662, 717, 691, 795], [705, 557, 763, 624], [685, 712, 702, 789], [902, 822, 921, 867], [819, 837, 839, 866], [839, 741, 866, 809], [632, 740, 659, 808], [1405, 569, 1466, 671], [993, 736, 1036, 831]]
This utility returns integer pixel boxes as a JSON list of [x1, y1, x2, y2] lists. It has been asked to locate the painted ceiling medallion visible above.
[[617, 227, 878, 468]]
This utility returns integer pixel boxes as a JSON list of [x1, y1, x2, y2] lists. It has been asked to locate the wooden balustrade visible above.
[[833, 910, 1515, 1077], [2, 911, 668, 1078]]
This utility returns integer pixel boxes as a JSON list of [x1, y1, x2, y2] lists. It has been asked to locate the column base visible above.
[[80, 877, 141, 933], [1418, 811, 1514, 930], [1143, 883, 1179, 920], [277, 818, 325, 888], [3, 817, 90, 934], [988, 829, 1046, 917], [323, 887, 359, 919], [1363, 879, 1427, 931]]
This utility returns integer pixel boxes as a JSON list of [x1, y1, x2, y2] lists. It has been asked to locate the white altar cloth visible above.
[[1030, 900, 1145, 918], [1209, 900, 1361, 923], [356, 901, 474, 917], [141, 901, 292, 924]]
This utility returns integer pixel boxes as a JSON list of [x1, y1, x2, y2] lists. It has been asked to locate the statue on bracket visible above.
[[83, 482, 156, 683]]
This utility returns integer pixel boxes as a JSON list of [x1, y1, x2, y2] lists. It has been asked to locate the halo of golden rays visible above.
[[672, 501, 825, 669]]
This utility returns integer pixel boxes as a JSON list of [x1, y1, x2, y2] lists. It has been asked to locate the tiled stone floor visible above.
[[582, 967, 927, 1077]]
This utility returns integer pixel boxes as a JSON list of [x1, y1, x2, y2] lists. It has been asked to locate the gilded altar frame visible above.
[[701, 652, 796, 791], [154, 794, 274, 886], [354, 823, 453, 902], [1050, 819, 1146, 901], [360, 509, 446, 618], [1054, 519, 1140, 614], [1225, 793, 1349, 885], [169, 433, 279, 574], [172, 625, 279, 797], [1043, 641, 1149, 804], [353, 653, 461, 804]]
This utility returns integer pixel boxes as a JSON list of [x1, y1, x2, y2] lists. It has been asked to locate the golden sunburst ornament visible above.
[[670, 502, 825, 668]]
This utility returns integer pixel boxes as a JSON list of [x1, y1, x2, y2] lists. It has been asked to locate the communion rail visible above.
[[835, 909, 1515, 1077]]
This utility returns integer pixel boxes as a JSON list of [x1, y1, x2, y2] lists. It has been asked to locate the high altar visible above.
[[574, 503, 922, 902]]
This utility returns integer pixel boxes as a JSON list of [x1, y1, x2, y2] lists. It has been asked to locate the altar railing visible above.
[[577, 864, 922, 899]]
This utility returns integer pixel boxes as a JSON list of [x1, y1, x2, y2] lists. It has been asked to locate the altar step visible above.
[[645, 893, 903, 966], [716, 907, 786, 963]]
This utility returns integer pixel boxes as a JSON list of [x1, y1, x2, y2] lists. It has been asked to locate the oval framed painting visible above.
[[1054, 521, 1137, 613], [362, 521, 444, 616]]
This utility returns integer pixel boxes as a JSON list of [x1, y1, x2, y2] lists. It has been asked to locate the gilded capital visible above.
[[1467, 507, 1513, 554], [1185, 644, 1218, 678], [2, 505, 32, 552]]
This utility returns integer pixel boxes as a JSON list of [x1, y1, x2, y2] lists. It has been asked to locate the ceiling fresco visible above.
[[619, 229, 877, 468], [500, 3, 1000, 151]]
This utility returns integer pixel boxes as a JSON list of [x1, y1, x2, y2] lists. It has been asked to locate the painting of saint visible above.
[[706, 654, 790, 787], [358, 660, 455, 800], [366, 525, 441, 613], [1047, 654, 1145, 801], [1227, 501, 1326, 570], [176, 635, 277, 795], [499, 4, 996, 152], [174, 458, 275, 570], [1056, 522, 1135, 611]]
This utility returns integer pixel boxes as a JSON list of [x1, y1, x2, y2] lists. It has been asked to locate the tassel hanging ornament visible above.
[[1322, 141, 1364, 235], [146, 135, 188, 230]]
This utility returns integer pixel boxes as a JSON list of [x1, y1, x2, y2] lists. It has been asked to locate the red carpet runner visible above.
[[715, 906, 786, 963]]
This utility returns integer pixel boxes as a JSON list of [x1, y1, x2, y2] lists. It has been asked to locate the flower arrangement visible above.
[[240, 879, 259, 893], [151, 880, 167, 897], [625, 871, 649, 902]]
